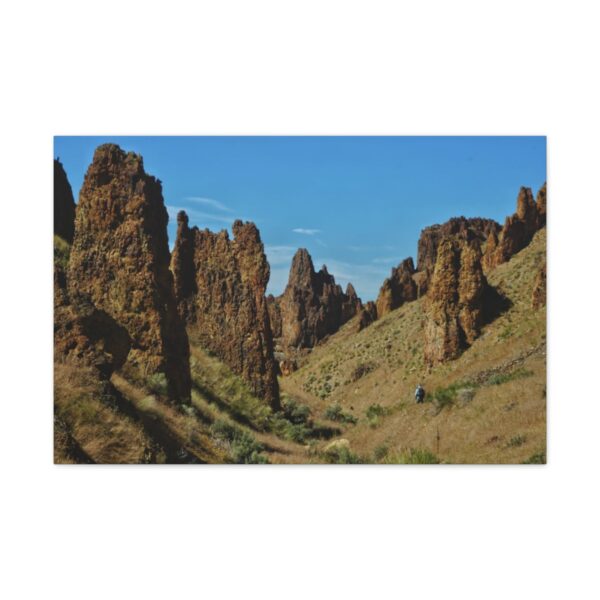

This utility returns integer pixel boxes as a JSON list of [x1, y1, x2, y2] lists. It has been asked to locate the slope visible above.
[[280, 228, 547, 464]]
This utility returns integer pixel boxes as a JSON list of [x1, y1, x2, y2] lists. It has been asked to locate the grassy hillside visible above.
[[280, 228, 547, 464]]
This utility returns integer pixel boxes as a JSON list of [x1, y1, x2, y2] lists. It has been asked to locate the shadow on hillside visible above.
[[191, 380, 259, 432], [483, 284, 512, 325]]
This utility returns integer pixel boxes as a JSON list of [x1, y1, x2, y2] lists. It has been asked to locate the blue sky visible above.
[[54, 136, 546, 301]]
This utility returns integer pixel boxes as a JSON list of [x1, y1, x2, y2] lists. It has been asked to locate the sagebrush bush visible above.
[[324, 446, 363, 464], [384, 448, 440, 464], [210, 419, 268, 464], [146, 372, 168, 396], [324, 403, 357, 425]]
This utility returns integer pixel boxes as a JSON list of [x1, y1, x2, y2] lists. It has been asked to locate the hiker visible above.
[[415, 383, 425, 404]]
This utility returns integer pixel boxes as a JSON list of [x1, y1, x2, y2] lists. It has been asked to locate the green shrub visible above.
[[384, 448, 440, 464], [324, 446, 363, 464], [146, 372, 168, 396], [365, 403, 389, 428], [210, 419, 268, 464], [54, 235, 70, 270], [488, 368, 534, 386], [324, 403, 357, 425], [431, 385, 458, 409], [373, 444, 389, 461], [507, 434, 527, 448], [523, 450, 546, 464], [282, 397, 311, 425]]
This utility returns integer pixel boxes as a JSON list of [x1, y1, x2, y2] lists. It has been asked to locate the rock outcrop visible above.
[[67, 144, 191, 401], [483, 184, 546, 270], [266, 294, 282, 338], [532, 262, 546, 310], [54, 159, 76, 243], [278, 248, 362, 349], [356, 301, 378, 332], [171, 213, 280, 409], [424, 236, 494, 366], [376, 257, 418, 317], [417, 217, 500, 293]]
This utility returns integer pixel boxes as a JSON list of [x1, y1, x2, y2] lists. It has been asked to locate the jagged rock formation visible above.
[[356, 301, 378, 332], [424, 236, 494, 366], [484, 184, 546, 270], [376, 257, 418, 317], [279, 248, 362, 349], [54, 159, 76, 243], [417, 217, 500, 293], [266, 294, 282, 338], [536, 183, 546, 228], [171, 212, 280, 409], [342, 283, 362, 322], [532, 262, 546, 309], [67, 144, 191, 401]]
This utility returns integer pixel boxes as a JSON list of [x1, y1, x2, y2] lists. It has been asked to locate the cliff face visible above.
[[54, 159, 76, 243], [266, 294, 282, 338], [484, 184, 546, 270], [67, 144, 191, 401], [171, 214, 280, 409], [424, 237, 490, 366], [376, 257, 418, 317], [417, 217, 500, 293], [278, 248, 362, 349]]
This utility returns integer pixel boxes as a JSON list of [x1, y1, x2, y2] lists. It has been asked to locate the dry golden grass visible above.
[[280, 229, 546, 464], [54, 363, 152, 464]]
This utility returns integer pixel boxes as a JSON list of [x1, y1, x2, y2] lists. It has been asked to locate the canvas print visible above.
[[54, 136, 546, 464]]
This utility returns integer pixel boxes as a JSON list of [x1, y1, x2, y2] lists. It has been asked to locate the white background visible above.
[[1, 1, 599, 598]]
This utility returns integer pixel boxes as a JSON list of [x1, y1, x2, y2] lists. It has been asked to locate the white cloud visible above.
[[264, 245, 297, 266], [166, 205, 254, 226], [292, 228, 321, 235], [185, 197, 233, 212]]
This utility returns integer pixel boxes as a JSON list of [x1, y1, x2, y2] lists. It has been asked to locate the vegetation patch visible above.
[[382, 448, 440, 464], [523, 450, 546, 464], [210, 419, 268, 464], [506, 434, 527, 448], [54, 235, 71, 270], [324, 402, 358, 425], [487, 368, 533, 386], [365, 403, 390, 428]]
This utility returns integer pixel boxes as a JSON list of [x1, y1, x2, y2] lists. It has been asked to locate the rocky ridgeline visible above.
[[277, 248, 362, 350], [54, 159, 76, 243], [65, 144, 191, 401], [171, 212, 280, 409], [483, 184, 546, 270], [417, 217, 501, 293]]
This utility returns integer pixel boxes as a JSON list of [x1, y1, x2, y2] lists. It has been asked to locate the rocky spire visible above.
[[171, 215, 280, 410], [67, 144, 191, 402], [424, 237, 489, 365], [483, 184, 547, 269], [54, 159, 76, 243], [279, 248, 362, 349]]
